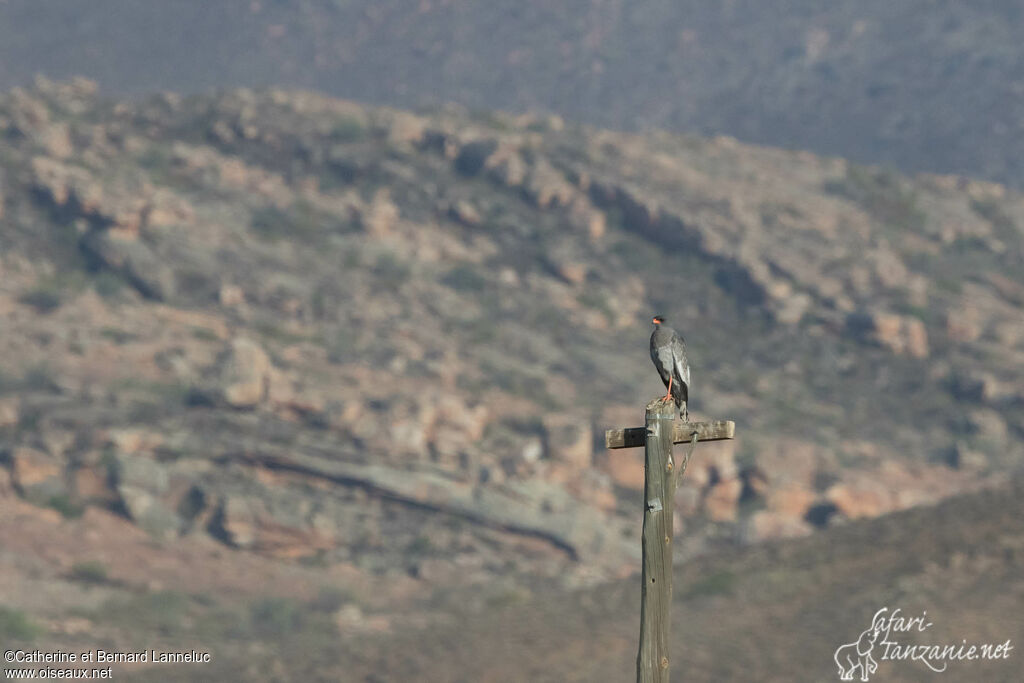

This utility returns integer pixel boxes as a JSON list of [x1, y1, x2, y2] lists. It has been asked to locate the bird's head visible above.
[[652, 315, 666, 326]]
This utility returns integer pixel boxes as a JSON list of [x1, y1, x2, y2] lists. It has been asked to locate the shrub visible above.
[[825, 164, 926, 232], [250, 598, 305, 636], [372, 253, 410, 290], [440, 264, 487, 292], [310, 587, 354, 613], [69, 561, 109, 584], [19, 287, 62, 313], [93, 271, 125, 298], [680, 570, 736, 600], [22, 364, 57, 392], [250, 200, 325, 243], [47, 495, 85, 519], [970, 197, 1016, 234], [0, 606, 40, 641], [98, 591, 189, 636], [331, 115, 368, 143]]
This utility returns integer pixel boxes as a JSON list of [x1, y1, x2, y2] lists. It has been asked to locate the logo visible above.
[[834, 608, 1013, 680]]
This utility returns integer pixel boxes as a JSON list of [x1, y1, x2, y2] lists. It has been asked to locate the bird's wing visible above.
[[655, 344, 675, 384], [674, 354, 690, 395], [671, 335, 690, 395]]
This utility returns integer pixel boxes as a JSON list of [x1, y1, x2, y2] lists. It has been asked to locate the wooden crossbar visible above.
[[605, 419, 735, 450]]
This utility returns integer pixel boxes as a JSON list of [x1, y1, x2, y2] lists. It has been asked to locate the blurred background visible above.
[[0, 2, 1021, 681]]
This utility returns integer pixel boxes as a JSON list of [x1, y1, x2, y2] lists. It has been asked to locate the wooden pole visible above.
[[637, 398, 677, 683], [608, 405, 735, 681]]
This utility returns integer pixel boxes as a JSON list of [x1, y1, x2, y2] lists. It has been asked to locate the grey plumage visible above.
[[650, 315, 690, 418]]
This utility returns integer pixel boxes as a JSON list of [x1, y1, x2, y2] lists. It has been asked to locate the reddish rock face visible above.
[[743, 510, 813, 543], [10, 446, 62, 492], [846, 310, 929, 357], [602, 449, 645, 491], [765, 485, 816, 519], [704, 478, 742, 522]]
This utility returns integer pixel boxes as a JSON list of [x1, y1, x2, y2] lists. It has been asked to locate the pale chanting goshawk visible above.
[[650, 315, 690, 419]]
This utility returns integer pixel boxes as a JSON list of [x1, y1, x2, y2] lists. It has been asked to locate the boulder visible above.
[[9, 446, 64, 499], [105, 428, 164, 455], [219, 337, 272, 408], [966, 408, 1009, 445], [687, 440, 739, 489], [209, 493, 335, 559], [30, 156, 100, 210], [945, 307, 983, 343], [211, 495, 258, 549], [0, 397, 19, 428], [949, 370, 1006, 403], [113, 454, 180, 538], [218, 283, 246, 308], [825, 481, 889, 519], [846, 310, 929, 357], [602, 449, 645, 491], [73, 466, 114, 502], [542, 415, 593, 469], [382, 111, 426, 147], [555, 260, 588, 286], [359, 190, 400, 237], [948, 443, 988, 471], [37, 121, 74, 159], [774, 292, 812, 325], [765, 484, 816, 518], [488, 150, 527, 187], [449, 199, 482, 227], [80, 230, 175, 300], [704, 478, 742, 522], [454, 139, 499, 176], [523, 160, 575, 208], [742, 511, 813, 543]]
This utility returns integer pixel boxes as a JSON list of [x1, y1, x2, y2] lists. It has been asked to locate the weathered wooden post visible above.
[[606, 400, 736, 683], [637, 398, 676, 682]]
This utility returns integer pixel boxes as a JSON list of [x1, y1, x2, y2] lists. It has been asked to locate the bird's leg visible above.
[[663, 375, 673, 402]]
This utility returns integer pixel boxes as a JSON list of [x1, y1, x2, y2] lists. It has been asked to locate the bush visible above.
[[825, 164, 925, 232], [327, 327, 359, 364], [680, 570, 736, 600], [310, 587, 354, 613], [47, 495, 85, 519], [0, 606, 40, 641], [331, 115, 368, 142], [19, 287, 62, 313], [22, 364, 57, 392], [250, 200, 326, 243], [93, 271, 125, 299], [372, 253, 410, 290], [69, 561, 109, 584], [970, 197, 1016, 234], [440, 264, 487, 292], [250, 597, 305, 636], [97, 591, 189, 636]]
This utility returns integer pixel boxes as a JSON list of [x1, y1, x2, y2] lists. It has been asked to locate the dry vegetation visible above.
[[0, 80, 1021, 680]]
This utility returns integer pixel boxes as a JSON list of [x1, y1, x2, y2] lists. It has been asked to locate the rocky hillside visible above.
[[3, 473, 1021, 681], [3, 2, 1024, 187], [0, 79, 1022, 599]]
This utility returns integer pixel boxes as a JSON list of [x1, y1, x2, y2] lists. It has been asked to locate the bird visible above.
[[650, 315, 690, 419]]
